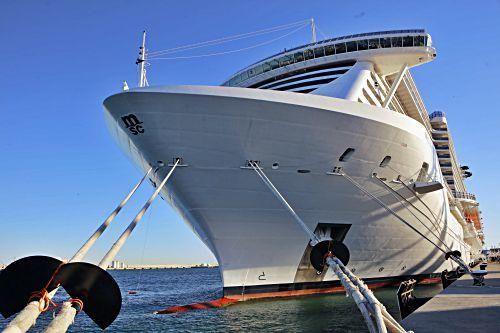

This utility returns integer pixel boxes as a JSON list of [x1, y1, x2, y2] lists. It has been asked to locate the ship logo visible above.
[[121, 114, 144, 135]]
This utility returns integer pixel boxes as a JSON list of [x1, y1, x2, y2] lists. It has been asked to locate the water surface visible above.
[[0, 268, 442, 332]]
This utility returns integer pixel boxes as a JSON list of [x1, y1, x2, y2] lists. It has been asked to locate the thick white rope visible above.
[[42, 302, 77, 333], [1, 168, 153, 333], [99, 159, 179, 269], [2, 301, 44, 333], [344, 172, 470, 274], [43, 161, 180, 333], [249, 162, 319, 244], [249, 162, 405, 333]]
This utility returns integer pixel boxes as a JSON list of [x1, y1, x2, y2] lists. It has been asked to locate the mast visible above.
[[137, 31, 147, 87], [310, 18, 317, 43]]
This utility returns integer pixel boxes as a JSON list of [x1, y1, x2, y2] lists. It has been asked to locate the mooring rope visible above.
[[342, 171, 471, 274], [248, 161, 406, 333], [43, 160, 181, 333], [2, 167, 154, 333], [375, 176, 469, 250]]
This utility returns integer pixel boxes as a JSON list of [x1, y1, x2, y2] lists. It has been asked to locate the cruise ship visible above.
[[103, 29, 484, 300]]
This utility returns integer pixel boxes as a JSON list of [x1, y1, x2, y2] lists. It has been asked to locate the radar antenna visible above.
[[136, 31, 148, 87], [310, 18, 317, 43]]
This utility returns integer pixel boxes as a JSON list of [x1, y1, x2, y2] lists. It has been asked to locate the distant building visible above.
[[109, 260, 127, 269]]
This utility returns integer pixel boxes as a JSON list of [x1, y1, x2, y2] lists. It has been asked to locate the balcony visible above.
[[429, 111, 446, 119], [429, 111, 447, 126], [452, 190, 478, 204]]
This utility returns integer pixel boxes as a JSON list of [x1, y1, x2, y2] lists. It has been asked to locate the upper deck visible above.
[[222, 29, 435, 90]]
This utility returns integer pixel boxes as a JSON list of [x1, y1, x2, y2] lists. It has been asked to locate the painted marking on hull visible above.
[[156, 297, 238, 314]]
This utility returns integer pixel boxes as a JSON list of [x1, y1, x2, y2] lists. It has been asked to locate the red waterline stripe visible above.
[[156, 297, 238, 314], [156, 277, 442, 314]]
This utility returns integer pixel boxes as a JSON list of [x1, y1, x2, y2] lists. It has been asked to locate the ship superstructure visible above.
[[103, 28, 484, 300]]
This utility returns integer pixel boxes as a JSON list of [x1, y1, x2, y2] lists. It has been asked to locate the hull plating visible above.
[[103, 86, 468, 293]]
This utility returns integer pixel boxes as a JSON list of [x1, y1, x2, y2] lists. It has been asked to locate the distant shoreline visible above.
[[108, 265, 219, 270]]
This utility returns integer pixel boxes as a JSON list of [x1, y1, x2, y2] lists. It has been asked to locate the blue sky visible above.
[[1, 0, 499, 266]]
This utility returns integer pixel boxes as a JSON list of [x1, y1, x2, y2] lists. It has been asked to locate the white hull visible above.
[[104, 86, 471, 297]]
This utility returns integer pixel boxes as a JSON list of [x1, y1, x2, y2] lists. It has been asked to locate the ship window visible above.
[[279, 55, 293, 67], [325, 45, 335, 55], [381, 37, 391, 48], [304, 49, 314, 60], [414, 35, 425, 47], [379, 156, 391, 168], [254, 64, 263, 75], [357, 39, 368, 50], [314, 46, 325, 57], [294, 51, 304, 63], [346, 41, 357, 52], [403, 36, 413, 47], [335, 43, 346, 54], [241, 71, 248, 80], [269, 59, 279, 70], [391, 37, 402, 47], [339, 148, 355, 162], [262, 62, 272, 72], [369, 38, 380, 49]]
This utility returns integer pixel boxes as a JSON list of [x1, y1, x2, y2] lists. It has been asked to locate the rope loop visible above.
[[28, 289, 57, 312], [69, 298, 84, 314]]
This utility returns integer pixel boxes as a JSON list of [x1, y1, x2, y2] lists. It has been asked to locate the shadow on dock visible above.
[[402, 263, 500, 333]]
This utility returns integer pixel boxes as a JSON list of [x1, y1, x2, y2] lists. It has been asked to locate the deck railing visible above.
[[452, 190, 477, 201]]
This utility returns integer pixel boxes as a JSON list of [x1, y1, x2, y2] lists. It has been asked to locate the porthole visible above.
[[379, 156, 391, 168], [351, 268, 356, 273], [339, 148, 355, 162], [378, 267, 384, 272], [401, 266, 406, 271], [272, 162, 280, 170], [297, 169, 311, 174]]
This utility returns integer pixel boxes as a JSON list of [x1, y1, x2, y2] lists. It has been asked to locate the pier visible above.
[[403, 262, 500, 332]]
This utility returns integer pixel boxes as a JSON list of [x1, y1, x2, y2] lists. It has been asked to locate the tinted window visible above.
[[314, 46, 325, 57], [294, 51, 304, 63], [414, 35, 425, 46], [403, 36, 413, 47], [279, 55, 293, 67], [269, 59, 279, 70], [346, 41, 357, 52], [391, 37, 402, 47], [304, 49, 314, 60], [335, 43, 346, 53], [380, 37, 391, 48], [241, 71, 248, 80], [357, 39, 368, 50], [325, 45, 335, 55], [369, 38, 380, 49], [262, 62, 271, 72]]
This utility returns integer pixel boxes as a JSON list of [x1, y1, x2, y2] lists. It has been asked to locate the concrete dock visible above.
[[402, 262, 500, 332]]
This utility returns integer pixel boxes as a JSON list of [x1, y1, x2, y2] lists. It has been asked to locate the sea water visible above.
[[0, 268, 442, 332]]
